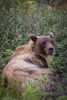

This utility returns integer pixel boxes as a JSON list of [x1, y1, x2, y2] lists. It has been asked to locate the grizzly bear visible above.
[[2, 33, 56, 91]]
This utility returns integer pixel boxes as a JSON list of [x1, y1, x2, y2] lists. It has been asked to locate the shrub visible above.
[[0, 1, 67, 99], [23, 72, 67, 100]]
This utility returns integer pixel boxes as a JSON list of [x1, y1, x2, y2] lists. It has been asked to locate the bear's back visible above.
[[13, 40, 34, 57]]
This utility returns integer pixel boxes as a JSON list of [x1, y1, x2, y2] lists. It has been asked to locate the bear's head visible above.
[[30, 33, 55, 56]]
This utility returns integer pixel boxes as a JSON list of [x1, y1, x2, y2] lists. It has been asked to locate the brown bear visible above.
[[2, 33, 56, 91]]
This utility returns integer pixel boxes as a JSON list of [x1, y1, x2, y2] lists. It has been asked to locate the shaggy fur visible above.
[[2, 33, 56, 91]]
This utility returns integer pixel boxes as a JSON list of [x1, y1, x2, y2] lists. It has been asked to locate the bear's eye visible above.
[[51, 41, 54, 45], [41, 42, 46, 48]]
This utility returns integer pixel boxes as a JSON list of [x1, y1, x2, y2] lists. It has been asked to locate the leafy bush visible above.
[[0, 1, 67, 100], [0, 3, 67, 75], [23, 72, 67, 100], [0, 71, 67, 100]]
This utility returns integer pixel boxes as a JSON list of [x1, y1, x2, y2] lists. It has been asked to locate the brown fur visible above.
[[2, 33, 56, 91]]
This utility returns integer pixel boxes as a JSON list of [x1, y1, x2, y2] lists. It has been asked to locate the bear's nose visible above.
[[48, 47, 54, 53]]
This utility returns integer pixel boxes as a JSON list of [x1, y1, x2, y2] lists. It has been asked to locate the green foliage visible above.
[[23, 72, 67, 100], [0, 2, 67, 75], [0, 78, 23, 99], [2, 97, 18, 100], [0, 73, 67, 100], [57, 95, 67, 100], [0, 1, 67, 100], [23, 82, 40, 100]]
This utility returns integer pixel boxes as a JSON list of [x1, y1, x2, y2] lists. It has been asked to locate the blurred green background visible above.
[[0, 0, 67, 100]]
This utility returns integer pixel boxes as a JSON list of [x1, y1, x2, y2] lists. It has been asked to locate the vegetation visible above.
[[0, 0, 67, 100]]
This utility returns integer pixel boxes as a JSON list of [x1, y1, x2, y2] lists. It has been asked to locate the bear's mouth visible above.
[[49, 50, 54, 55], [48, 47, 54, 55], [49, 52, 54, 55]]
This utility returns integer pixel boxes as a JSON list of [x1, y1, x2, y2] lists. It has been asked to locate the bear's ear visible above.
[[49, 32, 54, 39], [30, 34, 38, 42]]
